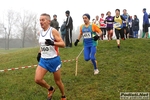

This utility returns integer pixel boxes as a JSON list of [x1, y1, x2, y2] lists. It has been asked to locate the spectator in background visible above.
[[99, 13, 107, 40], [65, 10, 73, 47], [60, 21, 66, 42], [128, 16, 133, 38], [50, 14, 60, 31], [142, 8, 149, 38], [132, 15, 139, 38], [105, 11, 114, 41], [122, 9, 130, 39]]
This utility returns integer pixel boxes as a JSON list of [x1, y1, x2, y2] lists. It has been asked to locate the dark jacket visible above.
[[60, 22, 66, 35], [143, 11, 149, 25], [50, 19, 59, 31], [66, 16, 73, 30], [132, 18, 139, 31]]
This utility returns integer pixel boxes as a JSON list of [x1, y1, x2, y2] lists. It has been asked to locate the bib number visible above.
[[41, 46, 50, 54], [113, 23, 121, 28], [83, 32, 91, 39]]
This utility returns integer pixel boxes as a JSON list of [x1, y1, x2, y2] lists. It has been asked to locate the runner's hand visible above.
[[93, 35, 100, 41], [74, 39, 79, 46], [45, 39, 54, 46], [37, 53, 41, 62]]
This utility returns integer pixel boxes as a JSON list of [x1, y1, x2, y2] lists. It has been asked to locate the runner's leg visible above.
[[110, 29, 113, 40], [53, 69, 65, 96], [90, 46, 97, 70], [35, 66, 49, 89], [84, 46, 90, 61], [115, 29, 120, 48]]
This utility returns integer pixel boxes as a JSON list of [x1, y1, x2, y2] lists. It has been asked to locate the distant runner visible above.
[[105, 11, 114, 41], [99, 13, 107, 40], [113, 9, 125, 48]]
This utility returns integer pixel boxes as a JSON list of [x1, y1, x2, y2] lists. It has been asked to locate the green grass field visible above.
[[0, 39, 150, 100]]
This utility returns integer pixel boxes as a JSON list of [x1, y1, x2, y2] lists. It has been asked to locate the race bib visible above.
[[83, 32, 91, 39], [123, 21, 127, 23], [41, 46, 51, 54], [96, 21, 99, 25], [113, 23, 121, 28]]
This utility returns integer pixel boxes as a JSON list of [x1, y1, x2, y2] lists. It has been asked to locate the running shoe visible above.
[[61, 97, 66, 100], [94, 69, 99, 75], [117, 44, 120, 49], [47, 88, 55, 100]]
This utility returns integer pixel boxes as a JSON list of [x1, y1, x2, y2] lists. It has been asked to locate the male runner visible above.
[[35, 13, 66, 100], [74, 13, 102, 75]]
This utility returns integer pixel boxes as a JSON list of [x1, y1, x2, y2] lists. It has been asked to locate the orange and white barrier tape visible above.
[[0, 58, 75, 72], [0, 65, 37, 72], [61, 59, 75, 63]]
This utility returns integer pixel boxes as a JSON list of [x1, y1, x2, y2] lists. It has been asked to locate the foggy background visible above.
[[0, 9, 146, 49], [0, 0, 149, 49]]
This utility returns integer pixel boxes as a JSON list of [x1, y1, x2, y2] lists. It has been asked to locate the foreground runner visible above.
[[74, 13, 102, 75], [35, 13, 66, 100], [113, 9, 125, 48]]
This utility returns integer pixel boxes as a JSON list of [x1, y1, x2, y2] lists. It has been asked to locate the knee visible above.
[[35, 78, 42, 84], [84, 58, 90, 61]]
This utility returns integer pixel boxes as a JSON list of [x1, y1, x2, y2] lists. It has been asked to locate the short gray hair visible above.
[[40, 13, 51, 20]]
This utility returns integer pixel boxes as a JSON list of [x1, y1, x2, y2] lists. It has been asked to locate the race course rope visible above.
[[0, 58, 75, 72]]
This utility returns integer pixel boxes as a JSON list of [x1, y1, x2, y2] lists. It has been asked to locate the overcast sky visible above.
[[0, 0, 150, 29]]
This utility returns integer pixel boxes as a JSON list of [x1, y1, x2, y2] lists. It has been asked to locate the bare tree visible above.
[[0, 23, 4, 37], [3, 26, 7, 50], [18, 10, 38, 48], [4, 10, 18, 50], [0, 23, 6, 49], [31, 15, 39, 45], [34, 18, 40, 45]]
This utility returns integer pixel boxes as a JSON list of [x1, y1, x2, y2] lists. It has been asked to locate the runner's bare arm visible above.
[[38, 50, 41, 53], [78, 33, 82, 40], [77, 26, 83, 40], [93, 24, 102, 36], [52, 29, 65, 48], [97, 29, 102, 36]]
